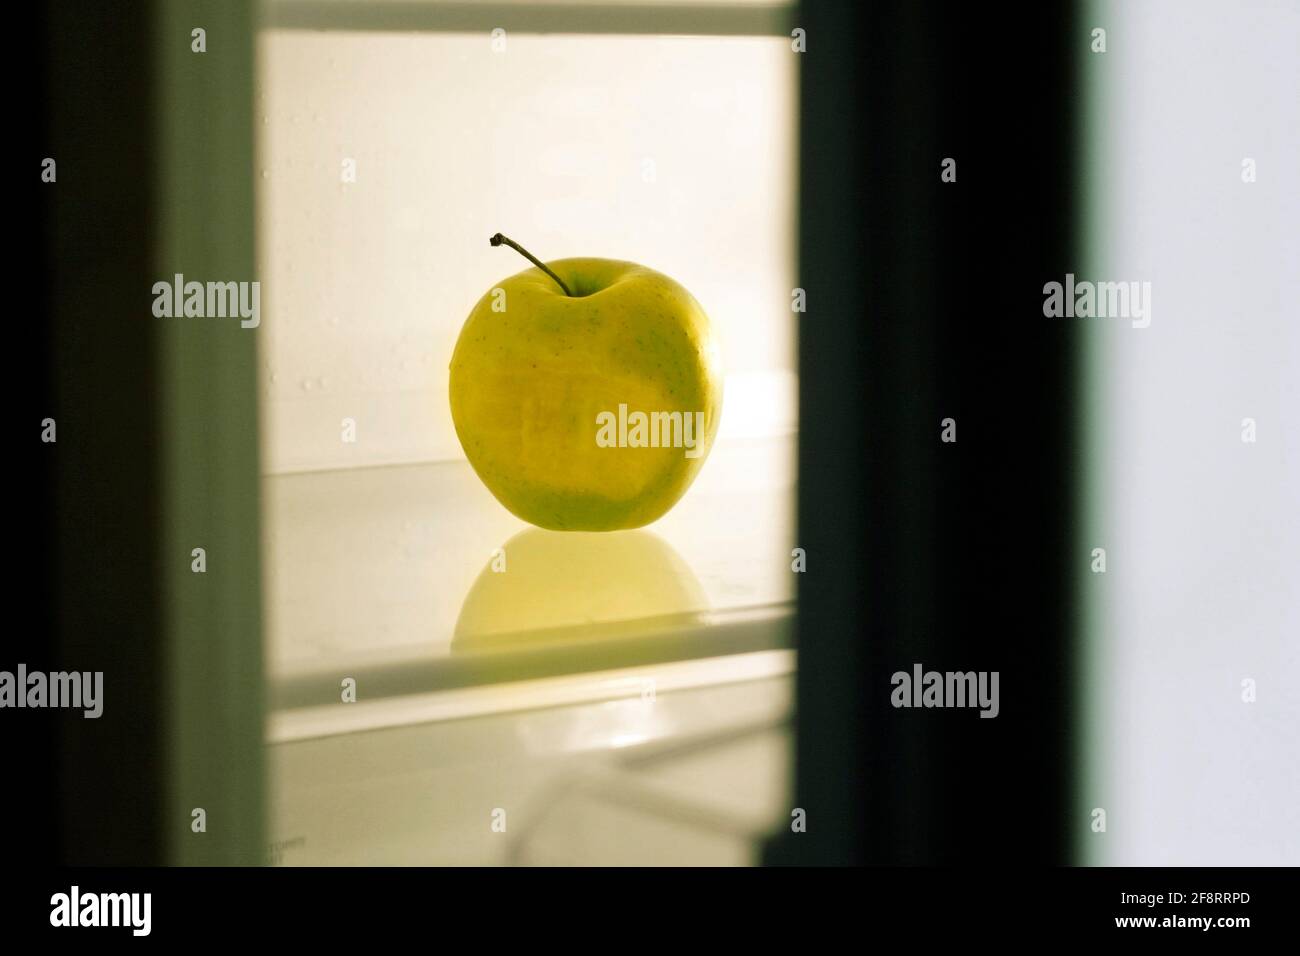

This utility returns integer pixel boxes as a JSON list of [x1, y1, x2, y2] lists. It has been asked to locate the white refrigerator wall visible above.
[[256, 31, 797, 474], [1086, 0, 1300, 864]]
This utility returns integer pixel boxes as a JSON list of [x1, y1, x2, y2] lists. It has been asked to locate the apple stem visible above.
[[489, 233, 573, 297]]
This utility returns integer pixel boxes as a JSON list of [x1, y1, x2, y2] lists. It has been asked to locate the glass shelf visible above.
[[264, 431, 796, 714]]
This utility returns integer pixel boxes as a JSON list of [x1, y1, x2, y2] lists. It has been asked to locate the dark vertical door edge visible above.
[[770, 1, 1081, 865]]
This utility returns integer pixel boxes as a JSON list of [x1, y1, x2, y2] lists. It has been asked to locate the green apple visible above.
[[449, 234, 722, 531]]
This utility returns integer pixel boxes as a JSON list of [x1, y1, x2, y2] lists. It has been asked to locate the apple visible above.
[[449, 234, 723, 531]]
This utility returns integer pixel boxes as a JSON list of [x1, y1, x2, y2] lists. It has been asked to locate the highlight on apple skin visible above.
[[449, 238, 723, 532]]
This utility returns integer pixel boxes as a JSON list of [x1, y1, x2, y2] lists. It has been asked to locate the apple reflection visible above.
[[452, 528, 708, 654]]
